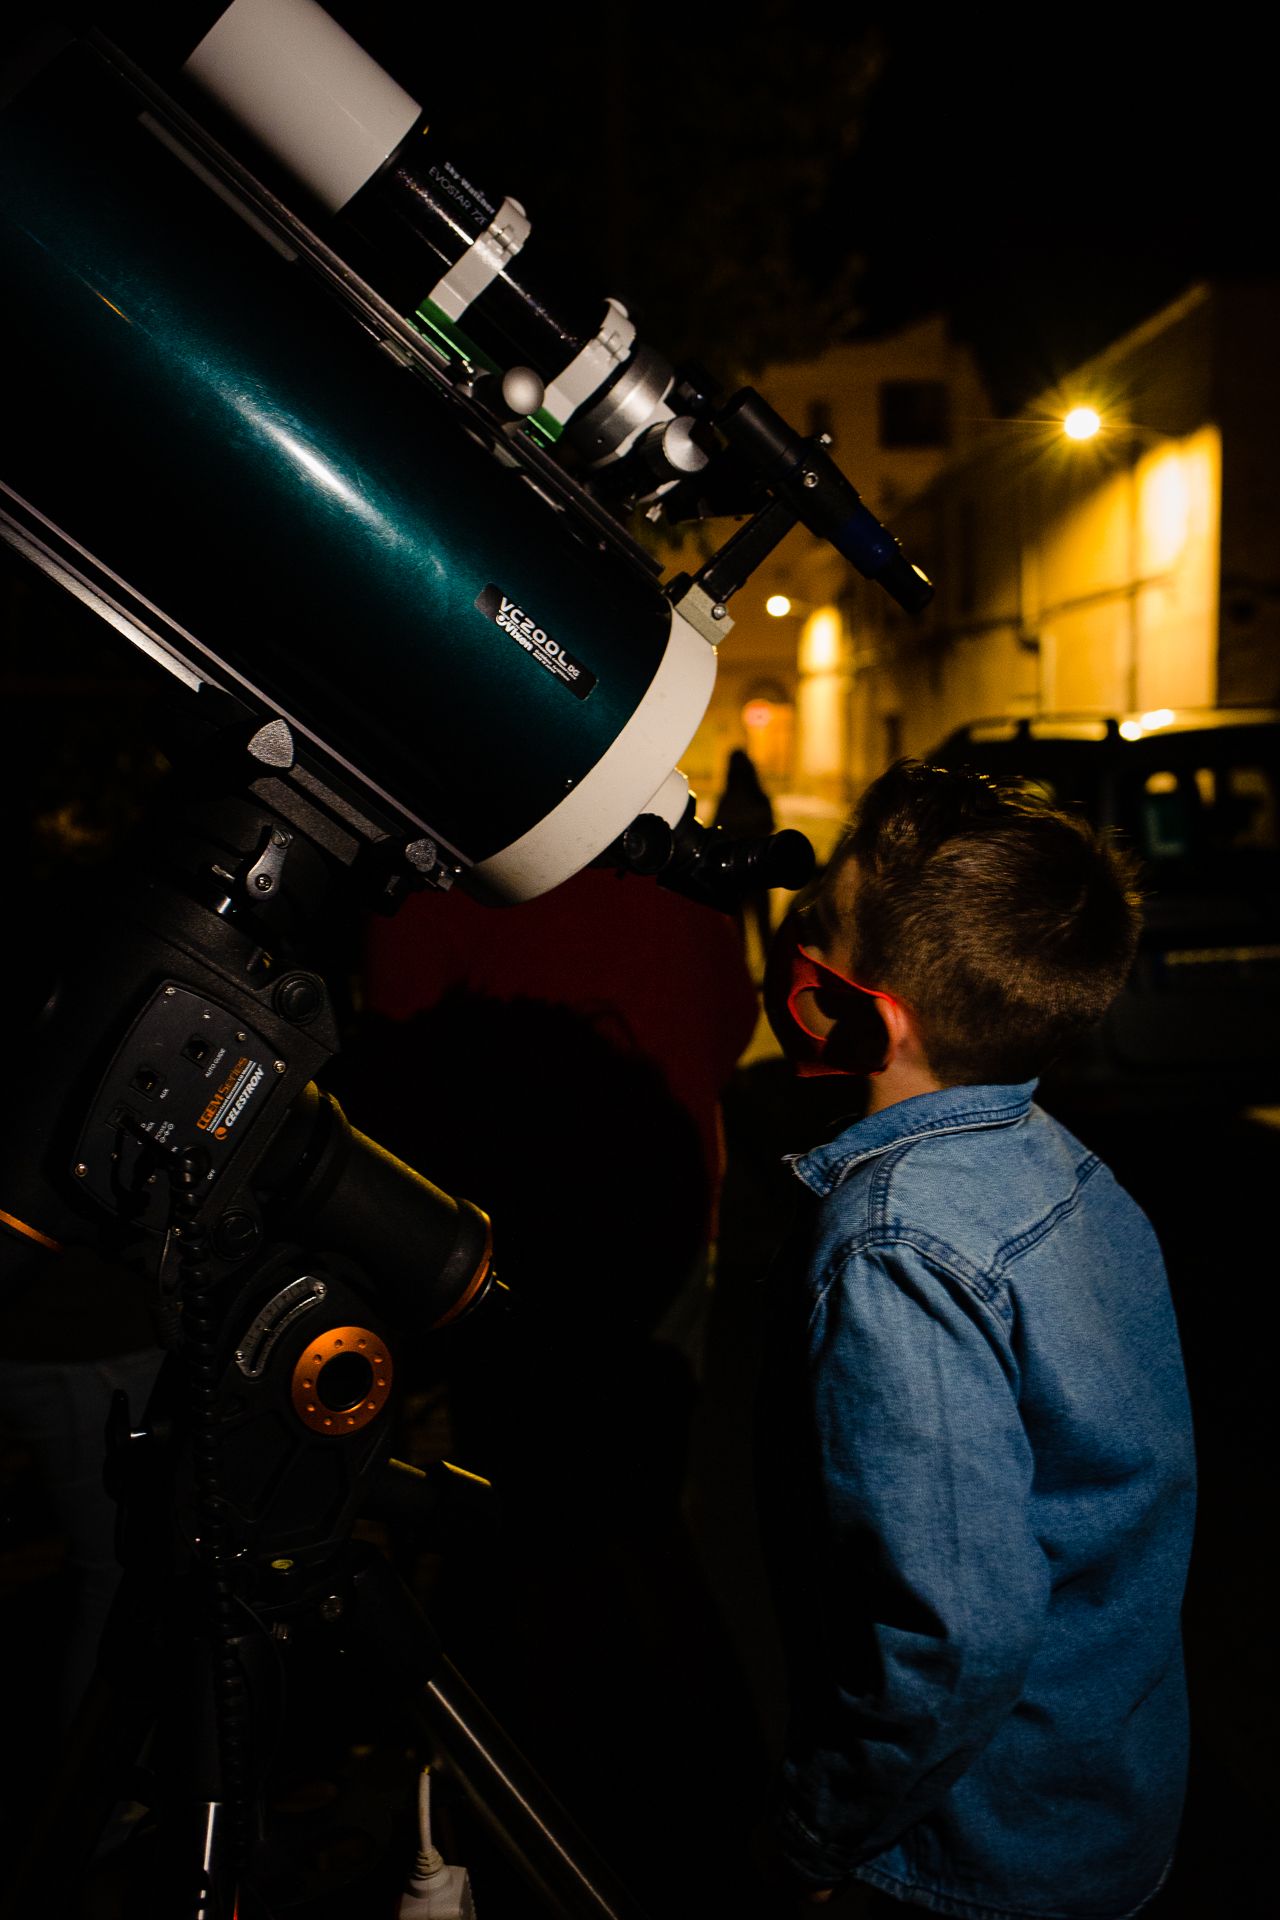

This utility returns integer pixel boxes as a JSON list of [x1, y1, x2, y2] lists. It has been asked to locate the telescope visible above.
[[1, 0, 930, 909], [0, 4, 934, 1915]]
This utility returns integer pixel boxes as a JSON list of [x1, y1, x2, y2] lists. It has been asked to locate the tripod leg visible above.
[[350, 1552, 654, 1920]]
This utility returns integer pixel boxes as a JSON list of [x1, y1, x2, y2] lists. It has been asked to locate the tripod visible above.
[[0, 706, 654, 1919]]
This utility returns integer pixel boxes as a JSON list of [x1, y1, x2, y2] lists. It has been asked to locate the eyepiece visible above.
[[617, 806, 815, 911]]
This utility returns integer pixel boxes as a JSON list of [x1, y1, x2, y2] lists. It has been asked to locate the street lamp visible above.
[[1063, 406, 1101, 441], [765, 592, 818, 621]]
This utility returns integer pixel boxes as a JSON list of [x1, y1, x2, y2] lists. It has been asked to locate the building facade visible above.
[[684, 282, 1280, 855]]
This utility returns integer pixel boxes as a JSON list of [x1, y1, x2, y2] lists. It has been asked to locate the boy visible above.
[[759, 759, 1196, 1917]]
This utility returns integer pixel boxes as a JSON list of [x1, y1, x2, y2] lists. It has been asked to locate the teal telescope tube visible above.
[[0, 46, 716, 900]]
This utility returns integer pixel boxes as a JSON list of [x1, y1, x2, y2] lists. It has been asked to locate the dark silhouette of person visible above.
[[712, 747, 777, 969]]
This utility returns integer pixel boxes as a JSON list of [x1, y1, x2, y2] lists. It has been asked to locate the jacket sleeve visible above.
[[777, 1237, 1049, 1887]]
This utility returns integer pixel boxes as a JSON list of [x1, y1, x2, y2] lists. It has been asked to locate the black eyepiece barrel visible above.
[[716, 388, 934, 614]]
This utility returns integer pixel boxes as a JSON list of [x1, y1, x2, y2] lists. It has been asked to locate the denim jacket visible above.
[[759, 1082, 1196, 1919]]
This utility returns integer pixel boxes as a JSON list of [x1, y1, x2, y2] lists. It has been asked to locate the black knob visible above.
[[213, 1209, 261, 1260], [273, 971, 326, 1025]]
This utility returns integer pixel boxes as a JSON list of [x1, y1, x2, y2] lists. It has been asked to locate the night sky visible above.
[[319, 3, 1277, 411]]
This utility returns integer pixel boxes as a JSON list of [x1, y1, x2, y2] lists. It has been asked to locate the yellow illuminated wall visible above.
[[794, 607, 848, 786], [1038, 427, 1220, 714], [1133, 430, 1220, 708]]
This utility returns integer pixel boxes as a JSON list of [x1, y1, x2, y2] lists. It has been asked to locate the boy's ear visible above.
[[874, 992, 926, 1071]]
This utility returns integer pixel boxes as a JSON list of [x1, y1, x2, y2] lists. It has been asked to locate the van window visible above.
[[1124, 740, 1280, 877]]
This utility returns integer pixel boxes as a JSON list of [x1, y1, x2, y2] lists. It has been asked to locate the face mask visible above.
[[763, 915, 894, 1078]]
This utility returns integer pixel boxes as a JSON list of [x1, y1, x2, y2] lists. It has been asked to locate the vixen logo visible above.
[[475, 586, 596, 700], [197, 1056, 267, 1140]]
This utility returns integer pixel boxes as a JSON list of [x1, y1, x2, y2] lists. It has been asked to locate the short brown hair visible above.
[[816, 760, 1142, 1084]]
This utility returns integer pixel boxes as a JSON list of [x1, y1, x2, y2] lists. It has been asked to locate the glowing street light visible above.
[[1063, 406, 1101, 441], [765, 593, 793, 617]]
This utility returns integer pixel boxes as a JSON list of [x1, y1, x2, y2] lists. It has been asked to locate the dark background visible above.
[[1, 7, 1275, 1914]]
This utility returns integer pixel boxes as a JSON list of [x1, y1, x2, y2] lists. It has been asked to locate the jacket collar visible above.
[[790, 1080, 1038, 1197]]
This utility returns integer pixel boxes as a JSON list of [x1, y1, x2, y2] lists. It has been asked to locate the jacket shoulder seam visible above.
[[812, 1223, 1014, 1341], [868, 1146, 1008, 1308], [994, 1152, 1105, 1267]]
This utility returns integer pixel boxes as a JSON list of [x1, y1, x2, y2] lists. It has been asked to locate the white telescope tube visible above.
[[184, 0, 421, 212]]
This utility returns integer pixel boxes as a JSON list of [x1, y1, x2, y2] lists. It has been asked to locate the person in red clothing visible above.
[[360, 863, 759, 1261], [339, 864, 765, 1913]]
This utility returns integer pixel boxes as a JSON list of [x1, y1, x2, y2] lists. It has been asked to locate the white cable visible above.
[[397, 1767, 477, 1919]]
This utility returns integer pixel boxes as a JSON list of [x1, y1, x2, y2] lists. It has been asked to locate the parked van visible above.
[[928, 709, 1280, 1109]]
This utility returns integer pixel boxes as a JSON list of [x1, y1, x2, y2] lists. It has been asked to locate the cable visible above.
[[396, 1767, 477, 1919]]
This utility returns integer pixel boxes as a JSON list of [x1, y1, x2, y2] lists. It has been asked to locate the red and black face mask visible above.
[[763, 913, 895, 1078]]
